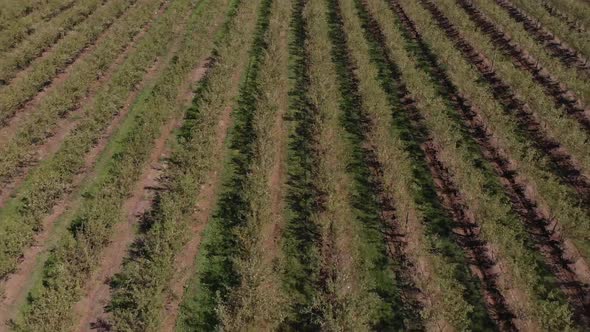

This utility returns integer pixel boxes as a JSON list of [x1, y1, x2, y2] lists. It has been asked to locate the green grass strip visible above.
[[173, 0, 275, 329], [106, 1, 253, 331], [279, 0, 324, 328], [347, 0, 498, 329], [0, 0, 106, 84], [0, 0, 140, 125], [12, 0, 232, 329], [0, 0, 176, 281], [288, 0, 424, 329]]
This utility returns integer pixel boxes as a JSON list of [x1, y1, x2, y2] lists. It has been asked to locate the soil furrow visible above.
[[0, 0, 137, 125], [74, 115, 179, 332], [540, 1, 587, 33], [492, 0, 590, 76], [418, 0, 590, 324], [0, 55, 164, 330], [359, 2, 514, 327], [418, 0, 590, 209], [160, 103, 232, 332], [71, 28, 212, 332], [455, 0, 590, 133], [0, 0, 168, 149], [0, 0, 169, 209], [0, 0, 109, 86]]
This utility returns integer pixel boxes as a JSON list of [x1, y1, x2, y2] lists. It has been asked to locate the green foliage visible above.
[[12, 0, 234, 329], [323, 0, 424, 329], [173, 0, 274, 329], [0, 0, 173, 281], [279, 0, 323, 329], [434, 0, 590, 182], [372, 0, 576, 328], [0, 0, 141, 125], [0, 0, 104, 84], [107, 0, 253, 330], [0, 0, 76, 53], [510, 0, 590, 59], [349, 0, 498, 330]]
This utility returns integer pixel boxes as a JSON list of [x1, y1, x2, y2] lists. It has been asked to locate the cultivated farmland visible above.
[[0, 0, 589, 330]]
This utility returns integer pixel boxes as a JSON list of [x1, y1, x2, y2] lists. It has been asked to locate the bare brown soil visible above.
[[0, 0, 166, 140], [493, 0, 590, 77], [455, 0, 590, 133], [1, 0, 112, 87], [259, 27, 288, 269], [0, 0, 169, 209], [417, 0, 590, 324], [0, 54, 165, 330], [160, 104, 233, 332], [418, 0, 590, 208], [260, 100, 286, 266], [74, 115, 180, 332], [72, 27, 212, 331], [540, 1, 587, 33]]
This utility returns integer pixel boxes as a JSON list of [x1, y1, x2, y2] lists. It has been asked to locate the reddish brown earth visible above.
[[160, 104, 233, 332], [417, 0, 590, 206], [260, 98, 287, 265], [260, 27, 288, 267], [0, 0, 169, 210], [74, 115, 180, 332], [0, 55, 164, 330], [455, 0, 590, 133], [492, 0, 590, 76], [413, 0, 590, 324]]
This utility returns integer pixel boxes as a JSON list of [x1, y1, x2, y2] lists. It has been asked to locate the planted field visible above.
[[0, 0, 588, 331]]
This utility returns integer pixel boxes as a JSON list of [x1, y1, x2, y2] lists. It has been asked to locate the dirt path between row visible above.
[[0, 0, 167, 147], [160, 103, 233, 332], [414, 0, 590, 325], [158, 48, 253, 330], [0, 53, 166, 330], [0, 0, 169, 210], [260, 100, 286, 266], [74, 58, 213, 332], [73, 116, 179, 332]]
